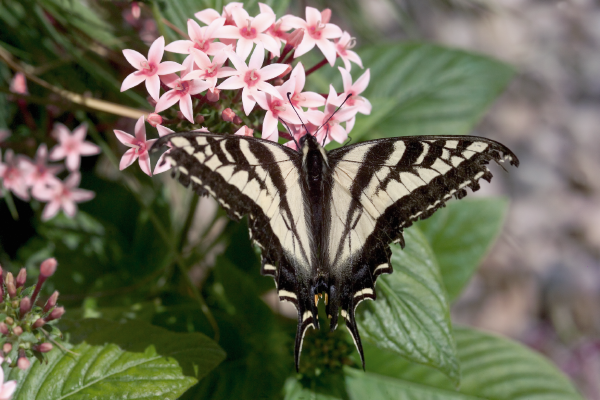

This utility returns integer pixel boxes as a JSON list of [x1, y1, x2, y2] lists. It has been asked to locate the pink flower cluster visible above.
[[0, 124, 98, 221], [117, 3, 371, 175]]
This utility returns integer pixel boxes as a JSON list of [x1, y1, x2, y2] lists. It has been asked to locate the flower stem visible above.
[[305, 58, 328, 76]]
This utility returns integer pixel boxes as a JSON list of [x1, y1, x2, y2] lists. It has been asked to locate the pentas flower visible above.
[[218, 44, 288, 115], [335, 32, 363, 71], [259, 3, 293, 48], [0, 360, 16, 400], [21, 144, 62, 199], [36, 172, 95, 220], [218, 8, 279, 59], [254, 84, 301, 141], [288, 7, 342, 65], [184, 48, 236, 89], [165, 18, 227, 59], [283, 122, 319, 150], [333, 67, 371, 133], [121, 36, 183, 101], [287, 62, 326, 109], [195, 2, 244, 26], [155, 57, 212, 123], [114, 116, 157, 176], [306, 86, 357, 145], [49, 123, 100, 171], [235, 126, 254, 137], [0, 150, 29, 200]]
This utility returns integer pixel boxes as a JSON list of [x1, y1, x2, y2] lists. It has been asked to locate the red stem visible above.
[[305, 58, 328, 76]]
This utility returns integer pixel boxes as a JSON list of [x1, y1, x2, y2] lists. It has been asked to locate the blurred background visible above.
[[1, 0, 599, 398]]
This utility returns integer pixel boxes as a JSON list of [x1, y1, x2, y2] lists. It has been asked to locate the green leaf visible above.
[[284, 378, 343, 400], [356, 227, 459, 384], [417, 198, 508, 301], [348, 43, 514, 141], [8, 319, 225, 399], [345, 326, 584, 400]]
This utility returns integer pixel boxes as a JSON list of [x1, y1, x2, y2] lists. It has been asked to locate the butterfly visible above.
[[153, 126, 518, 371]]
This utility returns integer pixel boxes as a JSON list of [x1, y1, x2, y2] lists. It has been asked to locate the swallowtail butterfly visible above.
[[154, 129, 518, 370]]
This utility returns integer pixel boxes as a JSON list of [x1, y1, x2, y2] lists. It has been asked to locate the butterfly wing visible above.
[[156, 132, 317, 328], [325, 135, 519, 367]]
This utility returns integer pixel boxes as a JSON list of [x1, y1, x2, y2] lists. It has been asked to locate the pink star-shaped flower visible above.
[[288, 7, 342, 65], [9, 72, 28, 95], [234, 126, 254, 137], [36, 172, 95, 221], [259, 3, 293, 48], [154, 125, 209, 175], [217, 44, 288, 115], [254, 83, 302, 141], [335, 31, 363, 71], [306, 85, 357, 145], [21, 144, 63, 199], [184, 48, 236, 90], [195, 2, 243, 25], [0, 358, 17, 400], [286, 62, 326, 109], [114, 116, 157, 176], [0, 149, 29, 201], [283, 122, 319, 150], [155, 57, 212, 123], [217, 8, 279, 59], [165, 18, 227, 59], [332, 67, 371, 133], [49, 123, 100, 171], [120, 36, 183, 101]]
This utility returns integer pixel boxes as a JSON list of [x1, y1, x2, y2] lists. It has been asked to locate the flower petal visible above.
[[258, 33, 280, 56], [120, 148, 139, 170], [138, 151, 152, 176], [259, 64, 288, 81], [70, 188, 95, 202], [153, 150, 173, 174], [155, 90, 181, 113], [232, 8, 250, 28], [322, 23, 343, 39], [42, 200, 61, 221], [122, 49, 147, 69], [262, 111, 278, 141], [316, 39, 337, 66], [299, 92, 326, 108], [217, 76, 244, 90], [79, 142, 101, 156], [191, 48, 211, 69], [292, 62, 306, 92], [49, 146, 66, 161], [256, 81, 282, 99], [145, 74, 161, 101], [180, 94, 194, 122], [253, 12, 275, 32], [66, 153, 80, 171], [206, 17, 226, 38], [164, 40, 192, 54], [121, 72, 146, 92], [353, 69, 370, 94], [294, 36, 316, 58], [236, 38, 254, 60], [305, 7, 320, 26], [217, 25, 241, 39], [241, 88, 256, 115], [62, 199, 77, 217], [65, 171, 81, 188], [195, 9, 220, 25], [157, 61, 184, 75], [338, 67, 353, 93], [114, 130, 136, 146], [134, 116, 147, 142], [72, 123, 88, 141], [156, 125, 175, 137], [147, 36, 165, 65], [248, 43, 265, 70]]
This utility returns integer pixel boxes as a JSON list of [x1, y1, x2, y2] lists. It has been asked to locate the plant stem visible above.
[[305, 58, 328, 76]]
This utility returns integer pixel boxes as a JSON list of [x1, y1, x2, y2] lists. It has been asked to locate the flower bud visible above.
[[321, 8, 332, 24], [176, 111, 185, 120], [10, 72, 28, 95], [35, 343, 53, 353], [232, 116, 243, 125], [273, 78, 284, 86], [48, 306, 65, 321], [0, 264, 4, 286], [44, 291, 59, 312], [287, 29, 304, 48], [277, 65, 292, 79], [0, 323, 8, 335], [33, 318, 46, 329], [4, 317, 13, 325], [5, 273, 16, 298], [16, 268, 27, 288], [20, 297, 31, 314], [12, 326, 23, 336], [195, 115, 205, 125], [235, 126, 254, 137], [207, 88, 220, 102], [131, 2, 141, 19], [40, 258, 57, 277], [3, 343, 12, 353], [147, 113, 163, 127], [221, 108, 236, 122], [17, 354, 30, 370]]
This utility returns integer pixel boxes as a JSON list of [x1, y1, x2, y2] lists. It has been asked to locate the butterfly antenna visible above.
[[286, 92, 311, 136], [322, 124, 329, 147], [344, 135, 353, 146], [314, 94, 352, 138], [278, 117, 301, 149]]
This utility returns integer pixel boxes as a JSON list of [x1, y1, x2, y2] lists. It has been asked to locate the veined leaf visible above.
[[344, 43, 514, 141], [356, 227, 459, 384], [417, 198, 508, 301], [7, 319, 225, 399], [345, 326, 583, 400]]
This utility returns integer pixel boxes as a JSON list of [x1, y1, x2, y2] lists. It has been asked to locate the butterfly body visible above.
[[154, 131, 519, 370]]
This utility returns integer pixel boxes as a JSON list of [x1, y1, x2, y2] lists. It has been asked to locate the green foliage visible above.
[[357, 228, 459, 384], [6, 319, 225, 400], [417, 198, 509, 301]]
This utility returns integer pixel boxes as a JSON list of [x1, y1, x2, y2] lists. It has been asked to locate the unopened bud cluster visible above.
[[0, 258, 64, 370]]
